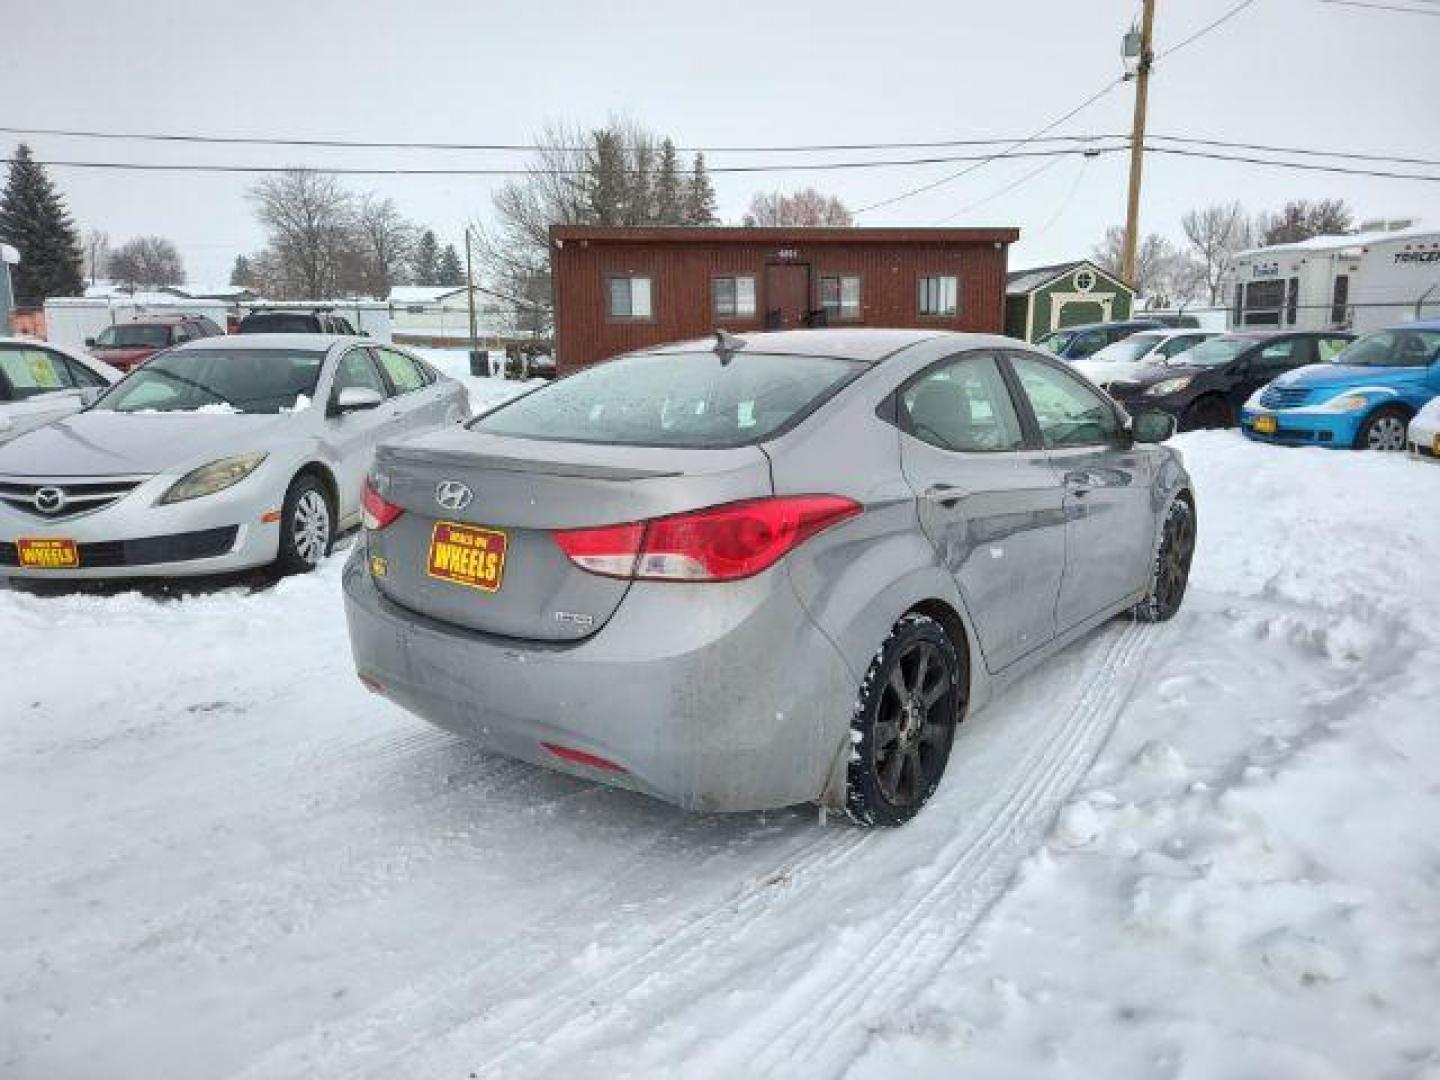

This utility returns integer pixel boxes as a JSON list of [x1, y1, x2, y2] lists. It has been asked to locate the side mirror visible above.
[[334, 386, 384, 414], [85, 337, 96, 347], [1131, 409, 1177, 444]]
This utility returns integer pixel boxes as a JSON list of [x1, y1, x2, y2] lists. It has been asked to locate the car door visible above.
[[325, 345, 396, 524], [1007, 351, 1154, 632], [373, 345, 452, 436], [895, 350, 1067, 673], [1232, 337, 1310, 410]]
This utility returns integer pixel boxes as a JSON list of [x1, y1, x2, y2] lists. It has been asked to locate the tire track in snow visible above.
[[437, 620, 1156, 1079]]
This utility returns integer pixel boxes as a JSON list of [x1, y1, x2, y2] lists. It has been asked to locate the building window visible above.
[[1242, 279, 1284, 326], [1330, 274, 1349, 327], [1285, 277, 1299, 326], [713, 275, 756, 319], [608, 275, 652, 320], [918, 275, 959, 316], [819, 275, 861, 321]]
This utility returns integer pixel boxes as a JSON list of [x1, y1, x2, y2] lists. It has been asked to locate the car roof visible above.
[[634, 328, 969, 363], [168, 333, 366, 352], [1043, 319, 1163, 334], [0, 335, 85, 355]]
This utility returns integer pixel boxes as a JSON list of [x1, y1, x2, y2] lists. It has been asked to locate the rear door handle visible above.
[[1063, 471, 1094, 496]]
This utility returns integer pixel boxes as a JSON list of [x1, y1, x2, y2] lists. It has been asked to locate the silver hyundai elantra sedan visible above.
[[0, 335, 468, 579], [344, 330, 1194, 824]]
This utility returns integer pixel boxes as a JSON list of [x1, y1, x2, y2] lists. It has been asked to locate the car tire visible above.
[[1354, 406, 1409, 452], [1182, 395, 1233, 431], [846, 613, 964, 827], [275, 473, 334, 575], [1132, 497, 1195, 623]]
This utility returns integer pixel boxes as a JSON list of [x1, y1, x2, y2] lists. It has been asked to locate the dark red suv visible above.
[[86, 315, 223, 371]]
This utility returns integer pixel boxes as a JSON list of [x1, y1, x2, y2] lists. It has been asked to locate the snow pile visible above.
[[850, 432, 1440, 1079], [411, 346, 544, 415], [1, 432, 1438, 1079]]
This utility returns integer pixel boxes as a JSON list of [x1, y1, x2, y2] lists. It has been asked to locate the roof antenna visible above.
[[713, 329, 747, 366]]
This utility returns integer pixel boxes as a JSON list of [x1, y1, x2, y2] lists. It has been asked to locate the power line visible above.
[[3, 146, 1126, 178], [1318, 0, 1440, 13], [1158, 0, 1264, 58], [853, 79, 1127, 215], [1149, 134, 1440, 168], [933, 155, 1070, 225], [1146, 144, 1440, 181]]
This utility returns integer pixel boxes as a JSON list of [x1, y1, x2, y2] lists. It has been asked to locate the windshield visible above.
[[1036, 331, 1072, 355], [92, 348, 325, 414], [95, 324, 170, 348], [1089, 334, 1164, 364], [472, 351, 865, 448], [1333, 328, 1440, 368], [1177, 336, 1255, 367], [240, 312, 320, 334]]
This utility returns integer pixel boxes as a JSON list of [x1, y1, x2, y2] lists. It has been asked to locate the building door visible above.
[[765, 263, 810, 329]]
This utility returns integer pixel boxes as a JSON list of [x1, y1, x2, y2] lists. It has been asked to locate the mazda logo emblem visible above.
[[434, 480, 473, 511], [33, 485, 67, 514]]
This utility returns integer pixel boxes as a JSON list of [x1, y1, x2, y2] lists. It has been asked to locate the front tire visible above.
[[1182, 395, 1233, 430], [846, 614, 964, 827], [1132, 497, 1195, 623], [1355, 406, 1409, 452], [275, 474, 333, 575]]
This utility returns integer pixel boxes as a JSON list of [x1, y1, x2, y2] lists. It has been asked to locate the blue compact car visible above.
[[1241, 321, 1440, 451]]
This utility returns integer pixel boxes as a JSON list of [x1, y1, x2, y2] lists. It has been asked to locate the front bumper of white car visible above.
[[0, 468, 284, 579]]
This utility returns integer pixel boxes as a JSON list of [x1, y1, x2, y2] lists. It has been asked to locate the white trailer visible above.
[[43, 295, 230, 349], [1229, 225, 1440, 334]]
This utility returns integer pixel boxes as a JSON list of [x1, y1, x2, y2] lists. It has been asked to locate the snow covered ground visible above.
[[2, 433, 1438, 1079], [410, 347, 543, 414]]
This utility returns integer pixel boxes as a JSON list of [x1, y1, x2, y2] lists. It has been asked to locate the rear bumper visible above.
[[1239, 406, 1359, 448], [341, 546, 857, 812], [1410, 419, 1440, 461]]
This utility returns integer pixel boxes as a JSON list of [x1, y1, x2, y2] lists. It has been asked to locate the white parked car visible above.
[[1408, 395, 1440, 462], [0, 337, 121, 444], [1073, 329, 1216, 391]]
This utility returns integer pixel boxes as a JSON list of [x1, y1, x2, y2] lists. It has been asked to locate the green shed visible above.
[[1005, 260, 1134, 342]]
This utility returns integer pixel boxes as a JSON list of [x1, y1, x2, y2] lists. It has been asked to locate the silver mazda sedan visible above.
[[344, 330, 1194, 824], [0, 335, 467, 579]]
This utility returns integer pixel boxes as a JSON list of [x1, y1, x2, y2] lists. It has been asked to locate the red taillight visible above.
[[541, 742, 626, 773], [552, 496, 860, 583], [361, 478, 403, 531]]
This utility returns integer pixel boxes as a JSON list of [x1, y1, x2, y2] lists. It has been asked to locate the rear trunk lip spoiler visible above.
[[378, 447, 683, 482]]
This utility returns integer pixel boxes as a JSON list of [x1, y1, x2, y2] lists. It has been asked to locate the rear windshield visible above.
[[93, 348, 325, 415], [1335, 328, 1440, 368], [472, 351, 865, 448], [95, 324, 170, 348], [239, 312, 320, 334]]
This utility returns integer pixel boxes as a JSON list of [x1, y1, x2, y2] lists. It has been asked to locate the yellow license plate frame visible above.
[[1253, 415, 1277, 435], [16, 536, 79, 569], [426, 521, 507, 592]]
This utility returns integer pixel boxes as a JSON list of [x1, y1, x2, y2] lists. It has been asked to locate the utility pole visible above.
[[1121, 0, 1156, 288], [464, 226, 481, 376]]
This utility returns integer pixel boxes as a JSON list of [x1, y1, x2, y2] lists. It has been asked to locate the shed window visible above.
[[819, 275, 861, 320], [918, 275, 959, 316], [608, 275, 653, 320], [713, 275, 756, 318]]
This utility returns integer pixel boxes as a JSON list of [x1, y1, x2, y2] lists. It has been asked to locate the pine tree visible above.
[[587, 129, 626, 224], [436, 243, 465, 286], [411, 229, 440, 283], [685, 153, 719, 226], [230, 254, 253, 287], [654, 138, 683, 225], [0, 144, 84, 305]]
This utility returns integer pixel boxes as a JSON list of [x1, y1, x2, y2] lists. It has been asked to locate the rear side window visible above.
[[900, 353, 1023, 452], [0, 347, 77, 399], [375, 347, 428, 393], [473, 352, 864, 448]]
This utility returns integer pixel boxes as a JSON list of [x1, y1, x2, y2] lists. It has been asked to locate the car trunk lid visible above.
[[366, 425, 774, 641]]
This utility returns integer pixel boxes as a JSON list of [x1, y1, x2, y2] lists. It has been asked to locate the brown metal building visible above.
[[549, 225, 1019, 372]]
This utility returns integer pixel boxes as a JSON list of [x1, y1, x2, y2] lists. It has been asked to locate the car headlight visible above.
[[1146, 377, 1193, 397], [158, 452, 268, 505], [1320, 394, 1372, 413]]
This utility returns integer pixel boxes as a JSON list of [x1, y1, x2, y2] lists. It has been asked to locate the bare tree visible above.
[[743, 187, 853, 227], [1257, 199, 1354, 245], [1181, 202, 1252, 306], [248, 170, 356, 299], [1092, 226, 1204, 308], [84, 229, 109, 285], [108, 236, 185, 289], [355, 194, 415, 297]]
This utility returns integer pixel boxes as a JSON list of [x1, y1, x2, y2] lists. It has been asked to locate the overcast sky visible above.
[[6, 0, 1438, 287]]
